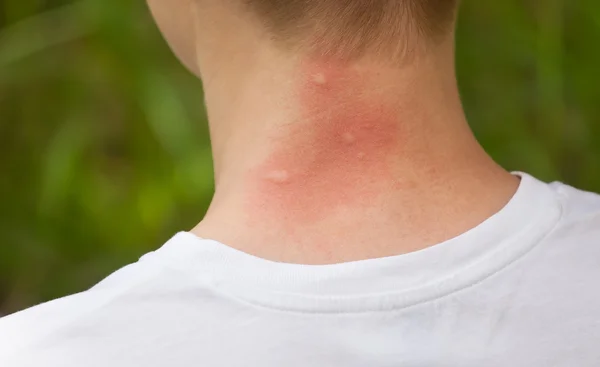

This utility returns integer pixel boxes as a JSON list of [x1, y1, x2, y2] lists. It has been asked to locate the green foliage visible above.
[[1, 0, 599, 314]]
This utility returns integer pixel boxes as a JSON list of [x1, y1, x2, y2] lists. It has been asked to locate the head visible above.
[[147, 0, 459, 77]]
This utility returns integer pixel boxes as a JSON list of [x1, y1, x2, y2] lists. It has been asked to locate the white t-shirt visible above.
[[1, 173, 599, 366]]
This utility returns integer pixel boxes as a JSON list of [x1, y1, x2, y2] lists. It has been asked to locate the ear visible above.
[[147, 0, 200, 76]]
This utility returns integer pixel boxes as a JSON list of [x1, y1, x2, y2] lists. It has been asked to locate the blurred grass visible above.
[[1, 0, 599, 315]]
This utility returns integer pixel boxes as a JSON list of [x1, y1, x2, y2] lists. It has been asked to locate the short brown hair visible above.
[[241, 0, 459, 59]]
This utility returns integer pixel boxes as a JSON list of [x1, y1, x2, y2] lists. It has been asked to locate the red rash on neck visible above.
[[248, 59, 401, 227]]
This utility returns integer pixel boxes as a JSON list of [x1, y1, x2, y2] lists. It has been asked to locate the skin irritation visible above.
[[248, 58, 402, 228]]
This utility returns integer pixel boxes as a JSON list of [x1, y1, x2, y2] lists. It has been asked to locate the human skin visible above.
[[146, 0, 520, 264], [146, 0, 199, 75], [248, 58, 401, 229]]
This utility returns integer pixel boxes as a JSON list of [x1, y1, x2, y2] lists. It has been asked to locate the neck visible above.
[[192, 42, 519, 264]]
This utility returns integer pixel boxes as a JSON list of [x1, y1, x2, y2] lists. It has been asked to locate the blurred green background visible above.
[[0, 0, 599, 316]]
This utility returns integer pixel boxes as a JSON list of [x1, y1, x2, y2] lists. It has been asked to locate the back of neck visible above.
[[193, 47, 519, 264]]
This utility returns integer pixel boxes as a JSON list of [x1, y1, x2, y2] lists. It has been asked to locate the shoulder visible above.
[[0, 256, 168, 366], [0, 290, 103, 366], [529, 180, 600, 272], [549, 181, 600, 237]]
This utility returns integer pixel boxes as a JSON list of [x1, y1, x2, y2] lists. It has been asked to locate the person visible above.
[[1, 0, 599, 365]]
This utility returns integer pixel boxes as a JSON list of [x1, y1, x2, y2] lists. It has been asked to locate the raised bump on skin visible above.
[[265, 170, 290, 184], [342, 132, 356, 144], [312, 73, 327, 85]]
